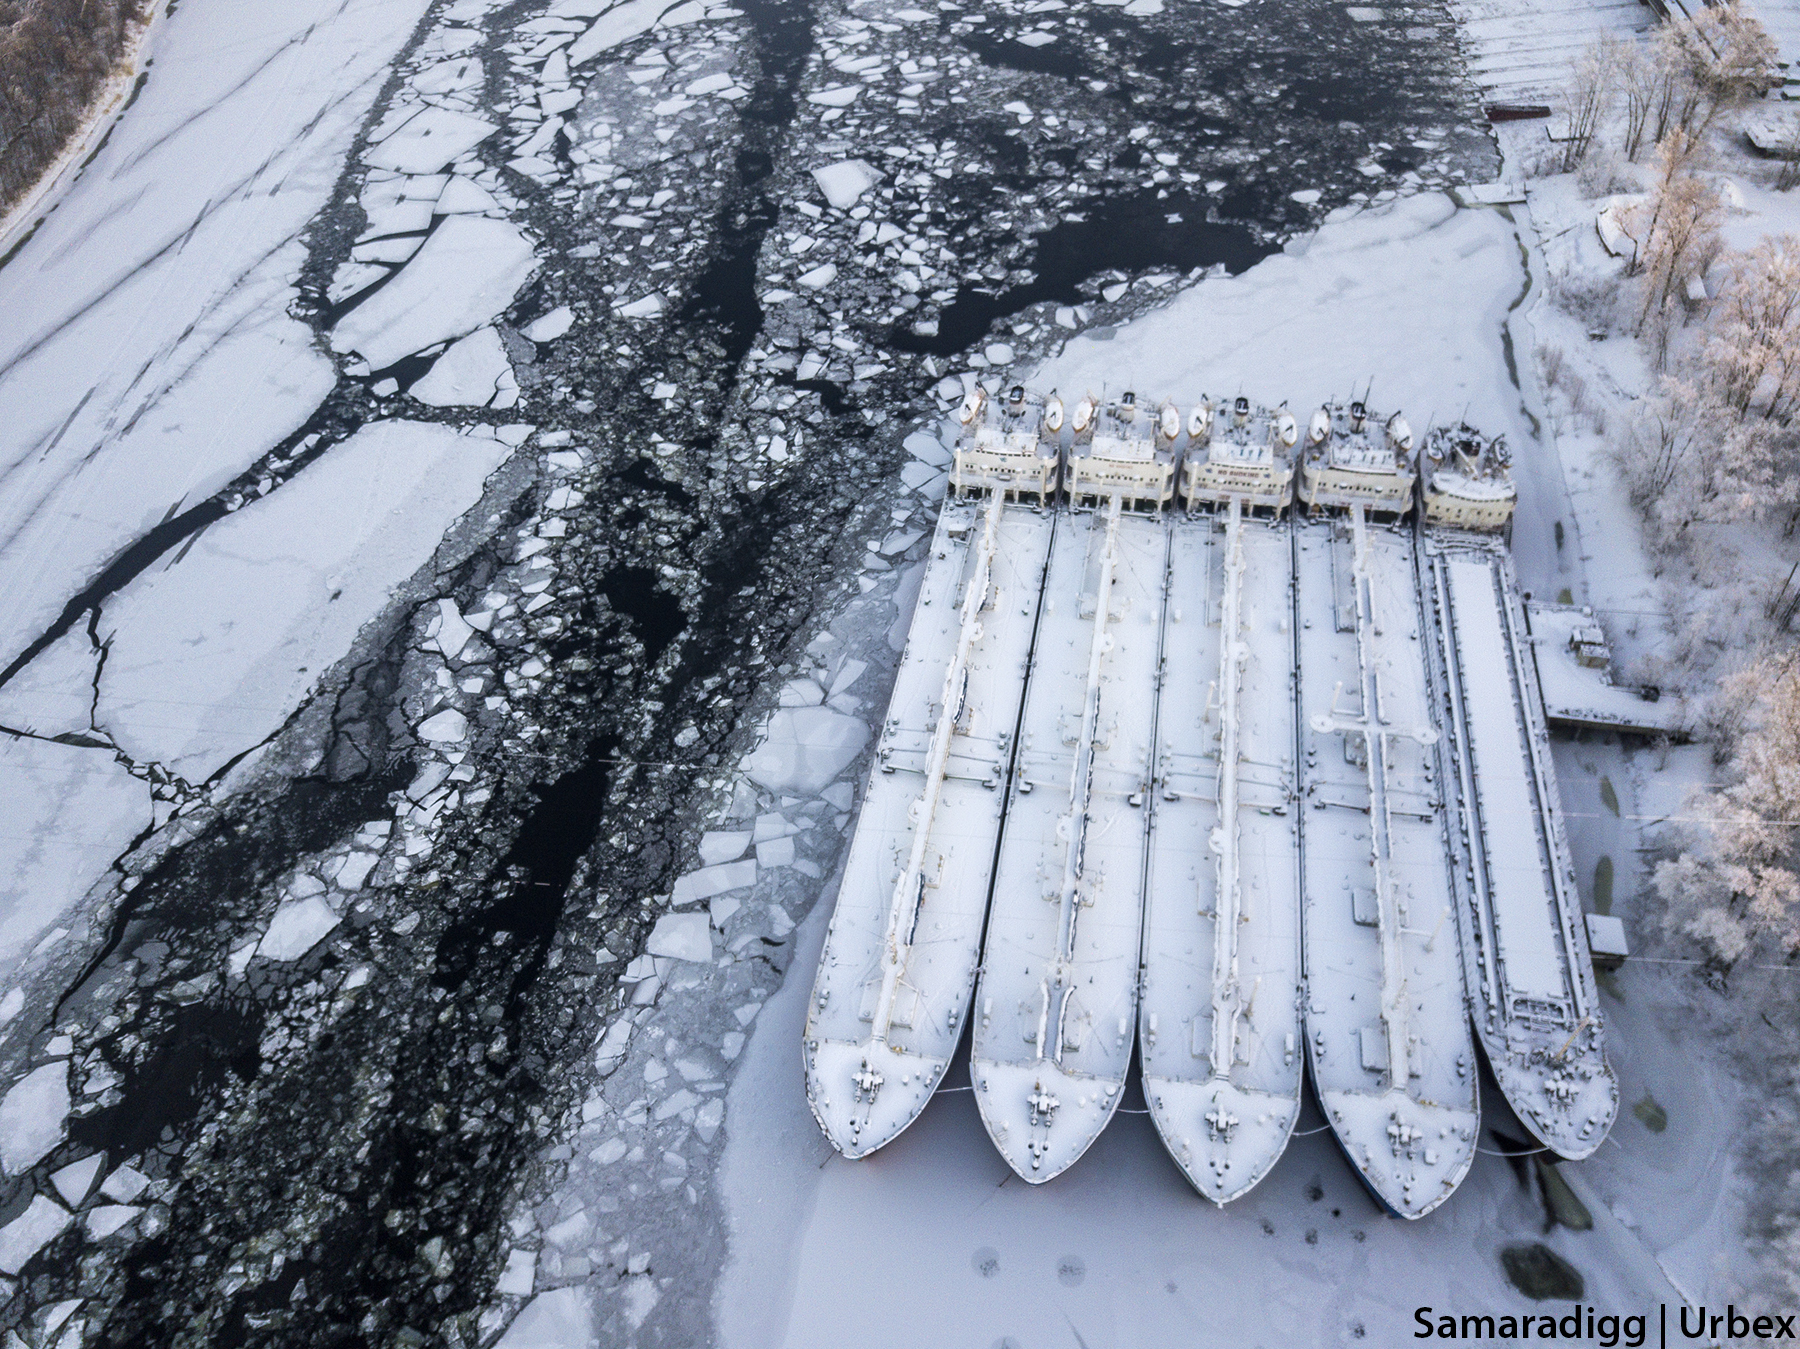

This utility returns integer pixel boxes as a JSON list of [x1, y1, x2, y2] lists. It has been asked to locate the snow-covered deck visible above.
[[804, 497, 1053, 1158], [1525, 601, 1692, 736], [1426, 541, 1618, 1160], [972, 499, 1163, 1183], [1447, 0, 1652, 105], [1295, 511, 1479, 1219], [1140, 501, 1303, 1205]]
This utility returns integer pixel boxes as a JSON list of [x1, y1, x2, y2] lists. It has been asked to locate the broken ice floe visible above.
[[0, 1062, 70, 1175], [409, 328, 520, 408], [257, 895, 342, 962], [365, 106, 499, 175], [330, 216, 538, 369], [94, 422, 512, 783], [523, 306, 576, 342], [647, 913, 713, 962], [740, 708, 867, 795], [811, 159, 881, 209], [0, 1197, 71, 1276]]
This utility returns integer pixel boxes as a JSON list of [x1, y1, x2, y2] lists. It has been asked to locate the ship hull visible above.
[[803, 501, 1055, 1158], [1294, 512, 1480, 1219], [1139, 506, 1304, 1204], [1421, 539, 1618, 1161], [971, 504, 1164, 1182]]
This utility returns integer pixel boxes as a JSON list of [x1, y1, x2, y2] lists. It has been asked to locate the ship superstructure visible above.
[[803, 491, 1053, 1157], [972, 494, 1164, 1181], [1140, 497, 1304, 1203], [1179, 396, 1299, 514], [1299, 400, 1419, 518], [950, 383, 1063, 506], [1423, 537, 1618, 1158], [801, 380, 1613, 1210], [1422, 422, 1517, 533], [1295, 505, 1478, 1218], [1065, 392, 1179, 512]]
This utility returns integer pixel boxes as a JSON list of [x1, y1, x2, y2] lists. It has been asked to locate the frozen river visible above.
[[0, 0, 1738, 1344]]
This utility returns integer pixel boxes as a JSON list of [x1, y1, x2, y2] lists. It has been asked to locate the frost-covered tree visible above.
[[1702, 235, 1800, 422], [1656, 654, 1800, 963], [1626, 132, 1721, 338], [1673, 2, 1780, 130], [1621, 4, 1779, 158], [1614, 377, 1783, 548], [0, 0, 150, 209], [1560, 39, 1619, 174]]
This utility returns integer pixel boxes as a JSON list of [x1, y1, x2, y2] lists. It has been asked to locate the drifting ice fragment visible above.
[[330, 216, 537, 368], [902, 431, 951, 466], [569, 0, 666, 62], [436, 176, 501, 214], [49, 1154, 103, 1206], [430, 599, 476, 660], [812, 159, 882, 209], [100, 1166, 149, 1204], [496, 1248, 536, 1297], [757, 837, 796, 868], [670, 860, 757, 904], [410, 328, 515, 408], [524, 306, 576, 342], [647, 912, 715, 962], [418, 708, 470, 742], [86, 1206, 141, 1240], [0, 1064, 69, 1174], [807, 86, 862, 107], [742, 708, 868, 793], [495, 1287, 592, 1349], [616, 293, 667, 318], [366, 107, 498, 174], [797, 263, 838, 289], [0, 1197, 69, 1275], [259, 896, 341, 962]]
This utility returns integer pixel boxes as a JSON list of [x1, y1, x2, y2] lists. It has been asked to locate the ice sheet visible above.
[[330, 216, 539, 369], [95, 422, 511, 781], [0, 737, 151, 968], [0, 0, 435, 670]]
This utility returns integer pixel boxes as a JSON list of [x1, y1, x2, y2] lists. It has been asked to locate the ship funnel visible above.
[[1007, 384, 1026, 409], [1274, 410, 1299, 448], [1349, 400, 1367, 432], [1307, 407, 1331, 446], [1386, 411, 1414, 453], [959, 385, 986, 425], [1233, 395, 1250, 426], [1121, 390, 1137, 407], [1493, 434, 1511, 466], [1187, 400, 1213, 442]]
